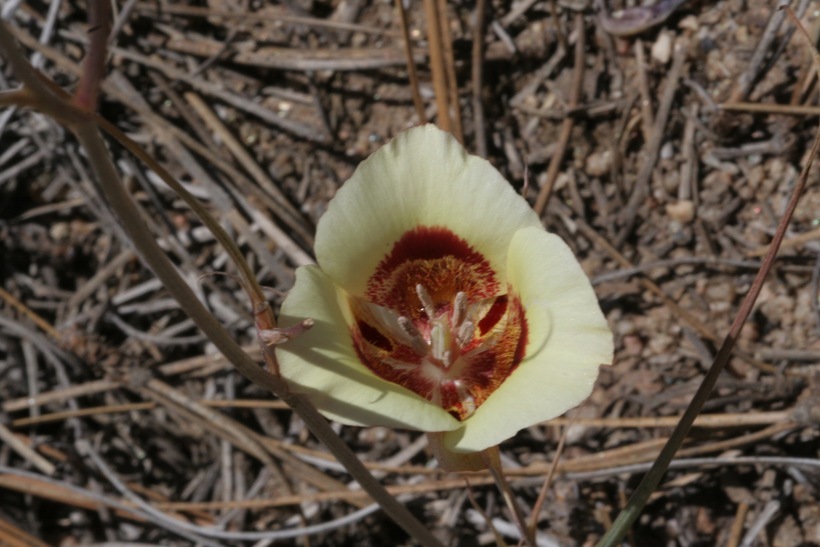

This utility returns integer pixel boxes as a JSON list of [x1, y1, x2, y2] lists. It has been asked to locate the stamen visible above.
[[430, 322, 447, 363], [454, 380, 477, 417], [452, 291, 467, 328], [397, 316, 429, 356], [416, 283, 435, 320], [456, 320, 475, 347], [382, 357, 419, 372]]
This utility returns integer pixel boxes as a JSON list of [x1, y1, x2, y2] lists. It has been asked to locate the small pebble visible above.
[[660, 141, 675, 160], [585, 150, 612, 177], [666, 200, 696, 223], [49, 222, 69, 240], [678, 15, 699, 31], [652, 32, 673, 64]]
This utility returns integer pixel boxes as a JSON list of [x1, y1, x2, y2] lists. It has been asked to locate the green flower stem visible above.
[[597, 126, 819, 547]]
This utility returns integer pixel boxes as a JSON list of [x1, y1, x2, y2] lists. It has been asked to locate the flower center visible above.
[[348, 227, 527, 421]]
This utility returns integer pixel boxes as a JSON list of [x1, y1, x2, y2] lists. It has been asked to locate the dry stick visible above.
[[615, 39, 686, 247], [549, 422, 797, 476], [550, 411, 793, 429], [0, 515, 49, 547], [10, 400, 289, 427], [792, 38, 819, 104], [436, 0, 463, 142], [463, 482, 504, 545], [0, 422, 56, 476], [721, 101, 820, 116], [136, 3, 403, 38], [12, 403, 155, 427], [471, 0, 489, 157], [394, 0, 426, 123], [528, 426, 567, 537], [634, 39, 654, 144], [72, 0, 110, 112], [482, 447, 534, 545], [423, 0, 451, 133], [784, 6, 820, 86], [533, 12, 585, 215], [150, 92, 312, 251], [548, 0, 568, 52], [165, 34, 410, 72], [728, 0, 790, 103], [597, 113, 820, 547], [0, 286, 60, 339], [676, 423, 797, 462], [740, 500, 781, 547], [726, 502, 750, 547], [130, 53, 318, 247], [3, 379, 119, 413], [748, 225, 820, 257], [148, 73, 229, 162]]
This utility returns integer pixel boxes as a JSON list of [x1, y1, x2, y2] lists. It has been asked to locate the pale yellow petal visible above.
[[315, 125, 541, 296], [276, 265, 461, 432], [445, 227, 613, 452]]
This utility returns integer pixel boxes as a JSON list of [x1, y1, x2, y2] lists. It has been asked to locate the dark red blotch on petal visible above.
[[366, 226, 499, 317]]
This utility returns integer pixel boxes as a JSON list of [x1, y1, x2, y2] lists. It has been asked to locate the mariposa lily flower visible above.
[[276, 125, 612, 469]]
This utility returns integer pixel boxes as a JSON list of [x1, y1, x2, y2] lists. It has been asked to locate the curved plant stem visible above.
[[0, 19, 444, 547], [483, 447, 534, 545], [596, 123, 819, 547], [598, 10, 820, 545], [83, 107, 444, 547], [72, 0, 111, 111]]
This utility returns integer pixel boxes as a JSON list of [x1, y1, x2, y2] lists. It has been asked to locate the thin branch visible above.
[[471, 0, 489, 157], [436, 0, 462, 142], [74, 118, 445, 547], [73, 1, 111, 111], [534, 12, 585, 215], [395, 0, 426, 123], [423, 0, 451, 133], [597, 103, 820, 547]]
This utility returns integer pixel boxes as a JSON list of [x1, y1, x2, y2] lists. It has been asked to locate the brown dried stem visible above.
[[597, 86, 819, 547], [423, 0, 452, 134], [72, 0, 111, 111], [471, 0, 489, 157], [0, 18, 444, 547], [534, 12, 585, 215], [395, 0, 427, 123]]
